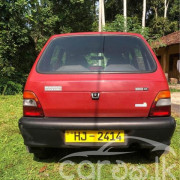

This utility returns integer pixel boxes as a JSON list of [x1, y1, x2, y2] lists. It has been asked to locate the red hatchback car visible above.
[[19, 32, 176, 159]]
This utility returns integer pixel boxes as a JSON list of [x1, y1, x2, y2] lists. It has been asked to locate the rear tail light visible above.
[[23, 91, 44, 117], [149, 90, 171, 117]]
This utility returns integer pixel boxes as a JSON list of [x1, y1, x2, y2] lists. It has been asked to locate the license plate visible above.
[[65, 130, 125, 143]]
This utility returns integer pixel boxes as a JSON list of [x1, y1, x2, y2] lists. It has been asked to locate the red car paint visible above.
[[24, 32, 169, 118]]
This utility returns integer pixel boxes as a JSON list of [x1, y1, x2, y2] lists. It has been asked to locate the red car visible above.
[[19, 32, 176, 159]]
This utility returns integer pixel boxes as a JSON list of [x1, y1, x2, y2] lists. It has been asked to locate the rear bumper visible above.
[[19, 116, 176, 148]]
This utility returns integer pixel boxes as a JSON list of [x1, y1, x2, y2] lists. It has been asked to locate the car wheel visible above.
[[27, 147, 55, 159], [33, 151, 51, 159], [142, 149, 165, 162]]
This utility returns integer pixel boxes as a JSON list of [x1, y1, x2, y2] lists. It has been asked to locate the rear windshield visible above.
[[37, 35, 156, 73]]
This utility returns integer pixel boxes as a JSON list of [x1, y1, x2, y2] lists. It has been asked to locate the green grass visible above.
[[0, 95, 179, 180], [170, 88, 180, 93]]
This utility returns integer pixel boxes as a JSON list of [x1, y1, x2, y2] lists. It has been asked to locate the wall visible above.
[[155, 44, 180, 79]]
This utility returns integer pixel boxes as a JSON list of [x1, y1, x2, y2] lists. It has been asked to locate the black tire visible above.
[[33, 151, 51, 159], [142, 149, 165, 162], [27, 147, 55, 159]]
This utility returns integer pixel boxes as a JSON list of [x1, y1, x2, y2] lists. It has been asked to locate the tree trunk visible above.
[[142, 0, 146, 28], [99, 0, 105, 32], [99, 0, 102, 32], [164, 0, 169, 18], [123, 0, 127, 32], [102, 0, 105, 29], [154, 7, 158, 19], [93, 0, 96, 16]]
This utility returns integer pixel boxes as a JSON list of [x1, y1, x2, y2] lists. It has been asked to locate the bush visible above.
[[0, 72, 28, 95], [104, 15, 150, 39], [0, 80, 23, 95], [0, 81, 23, 95]]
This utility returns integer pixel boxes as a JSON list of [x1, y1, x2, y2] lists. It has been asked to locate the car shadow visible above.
[[34, 148, 159, 164]]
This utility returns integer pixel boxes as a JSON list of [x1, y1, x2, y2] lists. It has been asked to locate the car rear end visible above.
[[19, 32, 176, 157]]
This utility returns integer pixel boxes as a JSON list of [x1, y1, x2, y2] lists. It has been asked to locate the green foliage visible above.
[[105, 0, 143, 22], [146, 0, 179, 37], [105, 0, 179, 39], [0, 81, 23, 95], [0, 0, 36, 95], [104, 15, 150, 39], [0, 0, 179, 95], [0, 0, 95, 95], [170, 88, 180, 93], [149, 17, 178, 38], [27, 0, 59, 52]]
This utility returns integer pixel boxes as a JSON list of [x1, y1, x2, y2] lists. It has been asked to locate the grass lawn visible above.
[[0, 95, 179, 180], [170, 88, 180, 93]]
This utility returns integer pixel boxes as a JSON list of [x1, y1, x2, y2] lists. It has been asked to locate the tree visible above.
[[105, 15, 149, 39], [0, 0, 179, 95], [0, 0, 95, 94], [164, 0, 169, 18], [99, 0, 102, 32], [99, 0, 105, 32], [105, 0, 123, 22], [123, 0, 127, 32], [0, 0, 36, 94], [142, 0, 146, 28]]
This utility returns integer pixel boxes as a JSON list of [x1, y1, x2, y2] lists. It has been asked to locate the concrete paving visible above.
[[171, 92, 180, 116], [171, 92, 180, 104]]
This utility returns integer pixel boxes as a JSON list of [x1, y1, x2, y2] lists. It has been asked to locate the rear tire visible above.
[[27, 147, 55, 159], [142, 149, 165, 162], [34, 150, 51, 159]]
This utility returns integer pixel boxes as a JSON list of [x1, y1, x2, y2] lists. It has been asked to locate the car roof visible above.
[[49, 32, 145, 41]]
